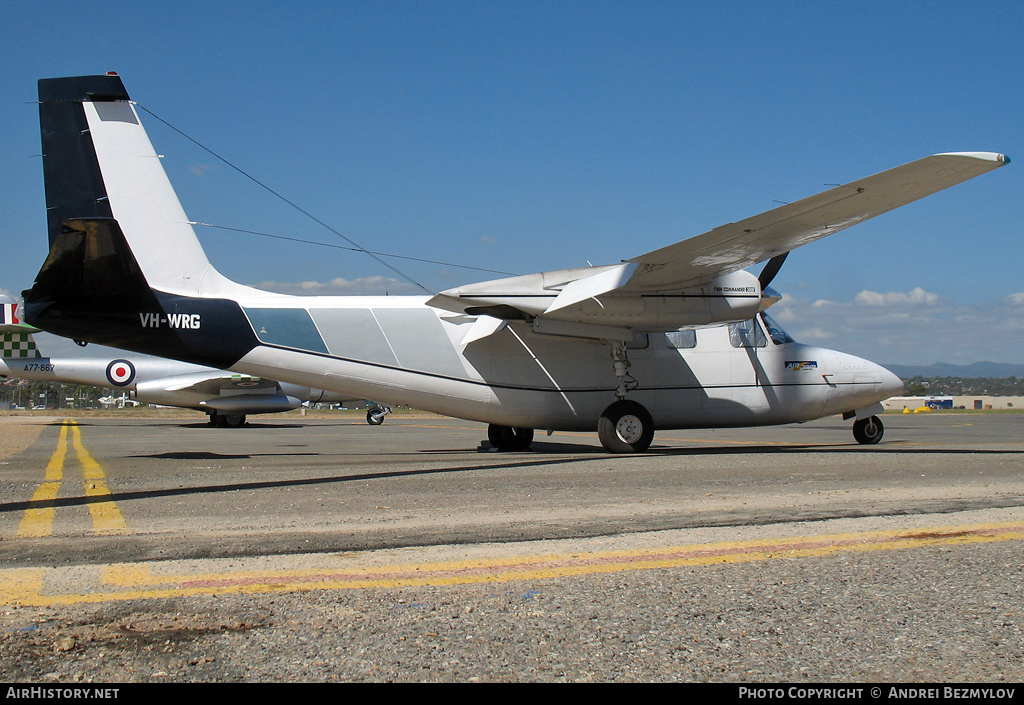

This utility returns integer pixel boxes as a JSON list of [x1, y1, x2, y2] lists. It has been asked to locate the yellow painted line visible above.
[[0, 569, 47, 605], [14, 420, 127, 538], [71, 422, 128, 535], [3, 519, 1021, 607], [16, 423, 68, 538]]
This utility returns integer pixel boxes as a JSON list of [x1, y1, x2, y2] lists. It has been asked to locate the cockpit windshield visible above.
[[760, 312, 795, 345]]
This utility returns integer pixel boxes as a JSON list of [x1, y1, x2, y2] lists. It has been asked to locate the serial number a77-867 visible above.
[[21, 362, 55, 372], [139, 312, 201, 329]]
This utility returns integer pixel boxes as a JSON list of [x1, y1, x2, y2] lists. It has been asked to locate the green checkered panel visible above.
[[1, 332, 41, 359]]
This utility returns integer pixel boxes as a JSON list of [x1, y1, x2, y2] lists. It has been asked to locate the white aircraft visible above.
[[21, 74, 1009, 452], [2, 296, 354, 426]]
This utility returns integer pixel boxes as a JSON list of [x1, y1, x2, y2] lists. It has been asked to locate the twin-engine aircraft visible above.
[[2, 297, 354, 426], [22, 74, 1009, 452]]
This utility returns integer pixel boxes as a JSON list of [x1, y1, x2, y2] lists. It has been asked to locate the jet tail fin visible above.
[[0, 297, 41, 335]]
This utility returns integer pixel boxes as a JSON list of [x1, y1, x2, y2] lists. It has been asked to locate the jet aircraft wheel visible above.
[[487, 424, 534, 451], [220, 414, 247, 428], [598, 400, 655, 453], [852, 415, 884, 445], [366, 408, 386, 425]]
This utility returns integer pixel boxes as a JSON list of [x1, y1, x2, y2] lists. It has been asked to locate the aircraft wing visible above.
[[622, 152, 1009, 291], [152, 371, 277, 395], [428, 152, 1008, 337]]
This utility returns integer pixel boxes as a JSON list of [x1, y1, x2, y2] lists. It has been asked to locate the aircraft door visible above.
[[727, 318, 768, 386], [722, 318, 770, 415]]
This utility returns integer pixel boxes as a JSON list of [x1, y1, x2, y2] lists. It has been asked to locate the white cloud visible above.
[[771, 285, 1024, 365], [798, 327, 834, 341], [254, 276, 418, 296], [854, 287, 940, 306]]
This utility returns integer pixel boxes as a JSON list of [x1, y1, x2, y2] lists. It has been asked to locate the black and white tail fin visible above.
[[35, 73, 243, 296], [24, 74, 260, 367]]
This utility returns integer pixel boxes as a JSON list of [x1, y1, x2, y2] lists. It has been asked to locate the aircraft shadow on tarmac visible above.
[[43, 420, 308, 430], [3, 442, 1022, 517], [139, 451, 320, 460]]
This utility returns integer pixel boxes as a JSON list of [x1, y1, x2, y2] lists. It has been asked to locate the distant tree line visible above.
[[0, 378, 114, 409], [901, 376, 1024, 397]]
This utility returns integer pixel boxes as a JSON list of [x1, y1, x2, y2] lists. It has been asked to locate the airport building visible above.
[[884, 396, 1024, 411]]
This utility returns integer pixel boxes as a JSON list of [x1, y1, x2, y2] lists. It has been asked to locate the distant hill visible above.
[[885, 362, 1024, 379]]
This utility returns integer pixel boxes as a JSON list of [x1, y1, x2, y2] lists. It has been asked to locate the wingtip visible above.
[[935, 151, 1010, 165]]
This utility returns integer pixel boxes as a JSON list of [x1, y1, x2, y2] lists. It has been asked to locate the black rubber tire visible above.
[[220, 414, 246, 428], [366, 408, 386, 425], [852, 415, 884, 444], [487, 424, 534, 451], [598, 400, 655, 453]]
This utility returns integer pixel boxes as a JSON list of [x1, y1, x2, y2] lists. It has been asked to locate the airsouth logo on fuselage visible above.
[[785, 360, 818, 371], [139, 312, 201, 329]]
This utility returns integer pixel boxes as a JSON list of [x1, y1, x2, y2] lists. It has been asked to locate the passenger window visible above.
[[728, 319, 766, 348], [665, 329, 697, 349]]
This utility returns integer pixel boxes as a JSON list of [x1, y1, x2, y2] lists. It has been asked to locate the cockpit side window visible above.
[[760, 312, 795, 345], [728, 318, 767, 348]]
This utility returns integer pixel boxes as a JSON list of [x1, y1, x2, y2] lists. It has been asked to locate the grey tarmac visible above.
[[1, 412, 1022, 682]]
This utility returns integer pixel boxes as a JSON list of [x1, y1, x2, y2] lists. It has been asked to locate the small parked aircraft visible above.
[[22, 74, 1009, 451], [2, 296, 355, 426]]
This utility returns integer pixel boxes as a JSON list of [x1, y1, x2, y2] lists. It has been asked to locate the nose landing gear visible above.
[[852, 415, 884, 444]]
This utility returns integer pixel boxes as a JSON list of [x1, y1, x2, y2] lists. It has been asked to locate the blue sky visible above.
[[1, 1, 1021, 365]]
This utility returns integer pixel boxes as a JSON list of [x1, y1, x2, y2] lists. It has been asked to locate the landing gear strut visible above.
[[598, 400, 654, 453], [487, 424, 534, 451], [852, 415, 884, 444], [599, 341, 654, 453], [610, 342, 637, 400]]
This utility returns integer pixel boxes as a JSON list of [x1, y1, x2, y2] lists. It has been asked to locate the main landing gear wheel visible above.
[[366, 408, 386, 425], [852, 415, 884, 445], [487, 424, 534, 451], [598, 400, 654, 453], [209, 412, 247, 428]]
